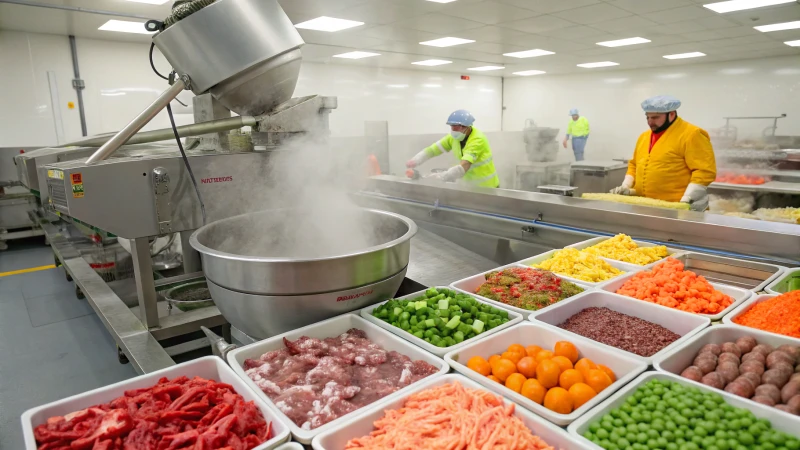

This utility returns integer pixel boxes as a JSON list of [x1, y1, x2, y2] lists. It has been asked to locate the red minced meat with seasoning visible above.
[[557, 306, 681, 357], [33, 376, 271, 450], [475, 267, 584, 311], [244, 328, 438, 430]]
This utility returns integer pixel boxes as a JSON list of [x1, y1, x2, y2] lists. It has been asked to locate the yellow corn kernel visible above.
[[533, 248, 623, 283], [582, 234, 669, 265]]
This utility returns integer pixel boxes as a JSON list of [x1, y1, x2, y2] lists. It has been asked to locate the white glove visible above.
[[610, 174, 636, 196], [406, 150, 431, 168], [681, 183, 709, 212], [425, 165, 466, 183]]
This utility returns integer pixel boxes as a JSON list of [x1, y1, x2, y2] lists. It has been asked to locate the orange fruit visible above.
[[488, 375, 502, 383], [520, 378, 547, 404], [554, 341, 580, 364], [544, 387, 573, 414], [558, 369, 584, 390], [597, 364, 616, 382], [507, 344, 527, 356], [535, 359, 561, 389], [575, 358, 597, 378], [526, 345, 543, 358], [505, 373, 527, 393], [488, 354, 502, 365], [550, 355, 574, 372], [467, 356, 492, 376], [569, 383, 597, 409], [535, 350, 554, 363], [516, 356, 537, 378], [491, 358, 518, 382], [585, 369, 613, 393], [501, 351, 522, 365]]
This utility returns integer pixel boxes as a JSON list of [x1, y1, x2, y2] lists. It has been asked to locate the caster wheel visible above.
[[117, 346, 129, 364], [76, 286, 85, 299], [66, 272, 72, 282]]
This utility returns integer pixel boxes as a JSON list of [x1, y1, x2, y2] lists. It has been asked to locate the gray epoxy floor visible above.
[[0, 238, 138, 450]]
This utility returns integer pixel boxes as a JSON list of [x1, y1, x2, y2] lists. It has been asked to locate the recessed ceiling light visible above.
[[577, 61, 619, 68], [754, 20, 800, 32], [503, 49, 555, 58], [412, 59, 453, 66], [786, 39, 800, 46], [98, 20, 153, 34], [703, 0, 795, 13], [420, 37, 475, 47], [596, 37, 651, 47], [663, 52, 706, 59], [295, 16, 364, 32], [467, 66, 505, 71], [513, 70, 546, 76], [333, 51, 381, 59], [387, 84, 409, 88], [123, 0, 170, 4], [426, 0, 458, 2]]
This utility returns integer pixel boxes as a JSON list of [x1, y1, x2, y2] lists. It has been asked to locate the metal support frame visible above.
[[130, 237, 159, 328], [68, 35, 88, 137], [179, 230, 201, 273]]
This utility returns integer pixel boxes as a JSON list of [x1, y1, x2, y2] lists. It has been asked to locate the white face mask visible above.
[[451, 131, 466, 140]]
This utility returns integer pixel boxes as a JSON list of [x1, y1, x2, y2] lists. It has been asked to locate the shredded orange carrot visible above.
[[345, 382, 554, 450], [733, 291, 800, 338]]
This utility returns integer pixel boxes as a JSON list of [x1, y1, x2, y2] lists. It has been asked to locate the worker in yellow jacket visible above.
[[611, 95, 716, 211], [406, 110, 500, 188]]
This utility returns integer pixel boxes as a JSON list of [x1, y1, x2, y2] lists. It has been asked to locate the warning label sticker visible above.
[[71, 173, 83, 185], [72, 184, 84, 198]]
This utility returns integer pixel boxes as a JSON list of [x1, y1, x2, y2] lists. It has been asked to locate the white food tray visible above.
[[312, 374, 592, 450], [450, 262, 593, 317], [766, 267, 800, 295], [654, 324, 800, 422], [444, 322, 648, 426], [529, 290, 710, 365], [226, 313, 449, 444], [598, 269, 752, 321], [515, 249, 637, 287], [567, 372, 800, 449], [565, 236, 683, 270], [21, 356, 291, 450], [360, 287, 523, 357], [722, 294, 800, 345]]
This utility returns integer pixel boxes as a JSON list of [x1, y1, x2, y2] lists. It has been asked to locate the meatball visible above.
[[763, 369, 791, 388], [724, 380, 754, 398], [752, 344, 775, 357], [698, 344, 722, 356], [791, 373, 800, 383], [739, 360, 766, 377], [716, 362, 740, 384], [718, 352, 740, 365], [735, 336, 757, 354], [755, 384, 782, 404], [771, 362, 795, 379], [776, 345, 800, 364], [738, 372, 763, 389], [742, 352, 766, 365], [781, 380, 800, 404], [721, 342, 742, 358], [787, 395, 800, 415], [775, 404, 797, 415], [701, 372, 726, 390], [767, 351, 795, 369], [694, 355, 718, 374], [752, 396, 776, 407], [681, 366, 704, 382]]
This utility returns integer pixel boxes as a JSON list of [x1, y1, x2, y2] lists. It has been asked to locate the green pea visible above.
[[597, 429, 610, 439], [637, 432, 649, 444], [617, 438, 631, 448], [739, 432, 755, 445]]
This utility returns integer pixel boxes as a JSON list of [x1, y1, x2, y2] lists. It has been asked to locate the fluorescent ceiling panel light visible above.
[[412, 59, 453, 66], [467, 66, 505, 71], [785, 40, 800, 46], [295, 16, 364, 32], [596, 37, 651, 47], [754, 20, 800, 32], [703, 0, 795, 13], [426, 0, 458, 2], [663, 52, 706, 59], [420, 37, 475, 47], [123, 0, 170, 4], [577, 61, 619, 68], [503, 49, 554, 58], [333, 51, 381, 59], [513, 70, 546, 76], [98, 20, 154, 34]]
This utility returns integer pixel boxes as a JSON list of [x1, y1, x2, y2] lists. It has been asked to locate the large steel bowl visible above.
[[190, 208, 417, 339]]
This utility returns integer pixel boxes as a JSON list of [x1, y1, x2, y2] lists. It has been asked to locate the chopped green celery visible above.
[[404, 304, 416, 314], [453, 331, 465, 343], [388, 313, 397, 323], [415, 307, 428, 318], [435, 340, 448, 348], [449, 305, 459, 312], [434, 293, 446, 301], [414, 301, 426, 310], [424, 338, 431, 343], [466, 331, 476, 339], [431, 335, 441, 342], [439, 310, 450, 320], [441, 328, 452, 337], [465, 319, 474, 325], [400, 320, 410, 330], [472, 319, 485, 334], [470, 306, 478, 315], [413, 330, 424, 339], [426, 288, 439, 298], [410, 316, 418, 326], [445, 316, 461, 329], [433, 317, 443, 327], [425, 319, 436, 328], [400, 311, 410, 321], [457, 323, 472, 335], [438, 299, 449, 310], [444, 337, 455, 346], [496, 309, 509, 319], [789, 277, 800, 291], [478, 313, 488, 323], [424, 329, 435, 338], [393, 307, 403, 316], [461, 312, 472, 320], [418, 315, 427, 322]]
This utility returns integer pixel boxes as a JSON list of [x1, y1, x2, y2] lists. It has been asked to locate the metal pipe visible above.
[[68, 36, 88, 137], [0, 0, 152, 20], [86, 78, 188, 164], [62, 116, 257, 148]]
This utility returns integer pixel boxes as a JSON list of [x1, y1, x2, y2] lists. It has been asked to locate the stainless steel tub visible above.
[[190, 208, 417, 339]]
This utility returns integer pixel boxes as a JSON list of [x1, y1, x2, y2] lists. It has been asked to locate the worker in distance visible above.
[[610, 95, 716, 211], [406, 110, 500, 188], [563, 108, 590, 161]]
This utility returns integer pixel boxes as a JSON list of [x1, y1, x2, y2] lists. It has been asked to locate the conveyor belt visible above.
[[405, 229, 499, 287], [710, 181, 800, 195]]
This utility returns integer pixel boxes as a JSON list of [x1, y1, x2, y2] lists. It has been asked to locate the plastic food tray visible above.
[[360, 287, 523, 357], [20, 356, 291, 450], [529, 290, 710, 365], [311, 374, 592, 450], [450, 262, 593, 317], [598, 269, 752, 322], [226, 313, 450, 444], [515, 249, 637, 287], [444, 322, 648, 426], [722, 294, 800, 345], [565, 236, 683, 270], [567, 372, 800, 449], [654, 324, 800, 422], [766, 267, 800, 295]]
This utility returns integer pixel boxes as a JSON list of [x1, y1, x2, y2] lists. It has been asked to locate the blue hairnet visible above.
[[641, 95, 681, 113], [569, 108, 579, 115]]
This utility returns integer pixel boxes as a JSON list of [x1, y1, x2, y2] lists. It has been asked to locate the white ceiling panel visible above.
[[495, 0, 602, 14], [722, 4, 800, 26], [392, 13, 485, 34], [607, 0, 694, 14], [356, 24, 441, 43], [551, 3, 633, 25], [337, 2, 430, 25], [438, 1, 540, 25], [680, 30, 727, 41], [537, 25, 616, 40], [589, 15, 661, 33], [714, 26, 764, 38], [643, 6, 718, 24], [456, 26, 530, 44], [469, 42, 529, 54], [649, 21, 711, 35], [278, 0, 372, 16], [500, 15, 578, 33]]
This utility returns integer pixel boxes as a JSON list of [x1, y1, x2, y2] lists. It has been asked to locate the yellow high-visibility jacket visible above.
[[424, 127, 500, 188], [627, 117, 716, 202]]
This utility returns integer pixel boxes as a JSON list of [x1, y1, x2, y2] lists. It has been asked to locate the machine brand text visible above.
[[201, 176, 234, 184], [337, 290, 374, 302]]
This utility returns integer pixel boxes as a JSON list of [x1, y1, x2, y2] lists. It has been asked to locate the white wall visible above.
[[503, 56, 800, 161]]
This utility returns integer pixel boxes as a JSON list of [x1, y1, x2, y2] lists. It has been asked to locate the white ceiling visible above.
[[1, 0, 799, 76]]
